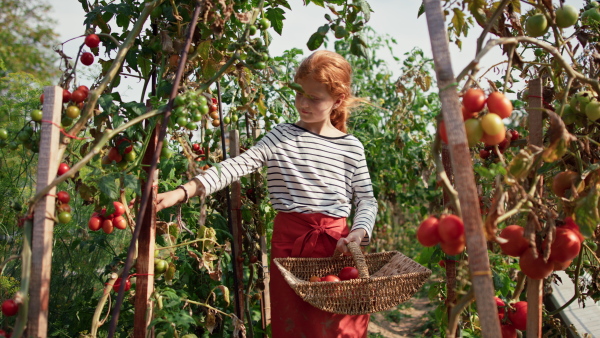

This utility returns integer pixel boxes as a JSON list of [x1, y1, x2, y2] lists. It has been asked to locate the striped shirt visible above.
[[194, 123, 378, 244]]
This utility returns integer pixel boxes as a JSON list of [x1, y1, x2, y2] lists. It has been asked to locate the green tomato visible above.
[[61, 116, 74, 127], [223, 116, 231, 124], [174, 95, 186, 107], [186, 122, 198, 130], [231, 114, 239, 123], [124, 150, 137, 162], [8, 141, 18, 150], [198, 104, 209, 115], [30, 109, 43, 122], [253, 61, 267, 70], [198, 95, 208, 106], [18, 131, 30, 143], [0, 128, 8, 140], [534, 48, 544, 57], [585, 100, 600, 121], [66, 105, 81, 119], [248, 24, 257, 36], [176, 116, 189, 127], [258, 18, 271, 30], [160, 147, 173, 160], [191, 113, 203, 122], [464, 118, 483, 147], [525, 14, 549, 37], [555, 5, 579, 28], [58, 211, 72, 224]]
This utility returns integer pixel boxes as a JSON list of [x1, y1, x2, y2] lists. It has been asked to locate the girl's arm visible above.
[[156, 178, 205, 211]]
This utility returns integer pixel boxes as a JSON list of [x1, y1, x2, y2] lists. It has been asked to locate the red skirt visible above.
[[269, 212, 370, 338]]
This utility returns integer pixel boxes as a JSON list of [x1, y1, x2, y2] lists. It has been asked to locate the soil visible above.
[[367, 297, 435, 338]]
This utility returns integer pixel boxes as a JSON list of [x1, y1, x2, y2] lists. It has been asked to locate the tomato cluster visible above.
[[498, 218, 584, 280], [55, 190, 73, 224], [417, 214, 466, 255], [171, 91, 218, 130], [88, 201, 127, 234], [495, 297, 527, 337], [80, 34, 101, 66], [102, 137, 136, 165], [439, 89, 513, 149], [308, 266, 359, 282]]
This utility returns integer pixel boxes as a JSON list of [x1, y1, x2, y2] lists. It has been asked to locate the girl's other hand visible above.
[[336, 229, 366, 256]]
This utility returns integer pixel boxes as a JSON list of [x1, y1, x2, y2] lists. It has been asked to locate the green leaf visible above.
[[418, 2, 425, 18], [125, 49, 139, 73], [350, 35, 368, 58], [138, 56, 151, 79], [116, 14, 130, 30], [574, 185, 600, 238], [357, 0, 371, 22], [306, 0, 325, 7], [265, 8, 286, 35], [451, 8, 465, 37], [317, 24, 330, 35], [98, 175, 119, 201], [306, 32, 324, 50], [122, 101, 146, 117]]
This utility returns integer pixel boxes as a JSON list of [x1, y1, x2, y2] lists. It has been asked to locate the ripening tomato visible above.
[[88, 215, 102, 231], [417, 216, 441, 247], [545, 228, 581, 263], [338, 266, 359, 280], [57, 191, 70, 204], [462, 88, 486, 113], [498, 225, 529, 257], [1, 299, 18, 316], [464, 118, 483, 147], [102, 218, 114, 234], [57, 203, 72, 213], [507, 301, 527, 331], [309, 276, 322, 282], [439, 120, 448, 144], [57, 163, 70, 176], [321, 275, 341, 282], [519, 247, 553, 280], [113, 216, 127, 230], [552, 170, 578, 198], [438, 214, 464, 243], [486, 92, 513, 119], [481, 124, 506, 146], [481, 113, 505, 135]]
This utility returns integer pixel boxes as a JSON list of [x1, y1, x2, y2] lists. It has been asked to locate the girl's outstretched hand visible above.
[[336, 229, 367, 256], [156, 189, 185, 211]]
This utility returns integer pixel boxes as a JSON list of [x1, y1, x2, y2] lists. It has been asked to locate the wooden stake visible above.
[[133, 125, 158, 337], [423, 1, 501, 336], [229, 129, 245, 324], [526, 78, 543, 337], [28, 86, 62, 337]]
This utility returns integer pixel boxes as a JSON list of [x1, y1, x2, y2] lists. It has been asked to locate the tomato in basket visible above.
[[338, 267, 359, 280], [309, 276, 322, 282], [321, 275, 341, 282]]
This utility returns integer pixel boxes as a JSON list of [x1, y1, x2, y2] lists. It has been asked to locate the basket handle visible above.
[[334, 241, 370, 279]]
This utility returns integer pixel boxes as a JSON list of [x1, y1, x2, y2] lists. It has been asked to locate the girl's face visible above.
[[294, 76, 341, 126]]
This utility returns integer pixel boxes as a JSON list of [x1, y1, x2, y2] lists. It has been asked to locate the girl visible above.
[[157, 50, 378, 337]]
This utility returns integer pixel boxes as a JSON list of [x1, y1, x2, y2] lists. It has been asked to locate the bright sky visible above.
[[46, 0, 585, 101]]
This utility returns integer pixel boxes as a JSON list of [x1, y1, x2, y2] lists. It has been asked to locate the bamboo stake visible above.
[[526, 78, 543, 337], [27, 86, 62, 337], [423, 1, 501, 336]]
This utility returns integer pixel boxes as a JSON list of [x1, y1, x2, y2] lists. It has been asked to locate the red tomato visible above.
[[439, 120, 448, 144], [62, 89, 71, 103], [486, 92, 513, 119], [108, 147, 122, 163], [546, 228, 581, 263], [438, 214, 465, 243], [519, 247, 553, 280], [102, 218, 114, 234], [507, 301, 527, 331], [417, 216, 441, 247], [113, 277, 131, 292], [495, 296, 506, 320], [192, 143, 201, 152], [553, 259, 572, 271], [462, 104, 477, 120], [40, 93, 44, 104], [552, 170, 578, 198], [77, 85, 90, 94], [57, 163, 70, 176], [321, 275, 341, 282], [88, 215, 102, 231], [0, 329, 9, 338], [112, 201, 126, 217], [561, 217, 584, 242], [113, 216, 127, 230], [500, 323, 517, 338], [498, 225, 529, 257], [71, 89, 88, 103], [338, 267, 359, 280], [479, 148, 491, 159], [80, 52, 94, 66], [56, 190, 70, 204], [1, 299, 18, 317], [440, 236, 465, 255], [84, 34, 101, 48], [462, 88, 486, 113]]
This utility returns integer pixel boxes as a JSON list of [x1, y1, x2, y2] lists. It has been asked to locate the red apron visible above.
[[269, 212, 370, 338]]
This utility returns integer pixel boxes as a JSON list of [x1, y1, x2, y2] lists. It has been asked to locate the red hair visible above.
[[294, 50, 359, 133]]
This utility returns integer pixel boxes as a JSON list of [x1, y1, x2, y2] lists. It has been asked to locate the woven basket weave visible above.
[[273, 242, 432, 315]]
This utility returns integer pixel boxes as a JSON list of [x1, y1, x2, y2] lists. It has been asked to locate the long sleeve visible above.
[[350, 150, 378, 245]]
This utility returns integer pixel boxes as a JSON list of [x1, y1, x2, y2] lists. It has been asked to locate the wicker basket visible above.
[[273, 242, 432, 315]]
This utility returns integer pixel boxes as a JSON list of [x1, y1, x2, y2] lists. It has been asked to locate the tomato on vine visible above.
[[462, 88, 486, 113], [486, 92, 513, 119], [1, 299, 18, 317], [84, 34, 101, 48], [80, 52, 94, 66]]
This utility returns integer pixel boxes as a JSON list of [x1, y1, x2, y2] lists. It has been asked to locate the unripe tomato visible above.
[[258, 18, 271, 30], [1, 299, 18, 316], [486, 92, 513, 118], [545, 228, 581, 263], [507, 301, 528, 331], [85, 34, 101, 48], [481, 113, 505, 135], [498, 225, 529, 257], [155, 259, 168, 274], [585, 100, 600, 121], [58, 211, 72, 224], [464, 118, 483, 147], [462, 88, 486, 113], [438, 214, 464, 243], [417, 216, 441, 247], [80, 52, 94, 66], [519, 248, 553, 280], [481, 124, 506, 146], [57, 191, 70, 204], [525, 14, 548, 37], [88, 215, 102, 231], [555, 5, 579, 28], [248, 24, 257, 36], [31, 109, 43, 122], [66, 105, 81, 119], [0, 128, 8, 140]]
